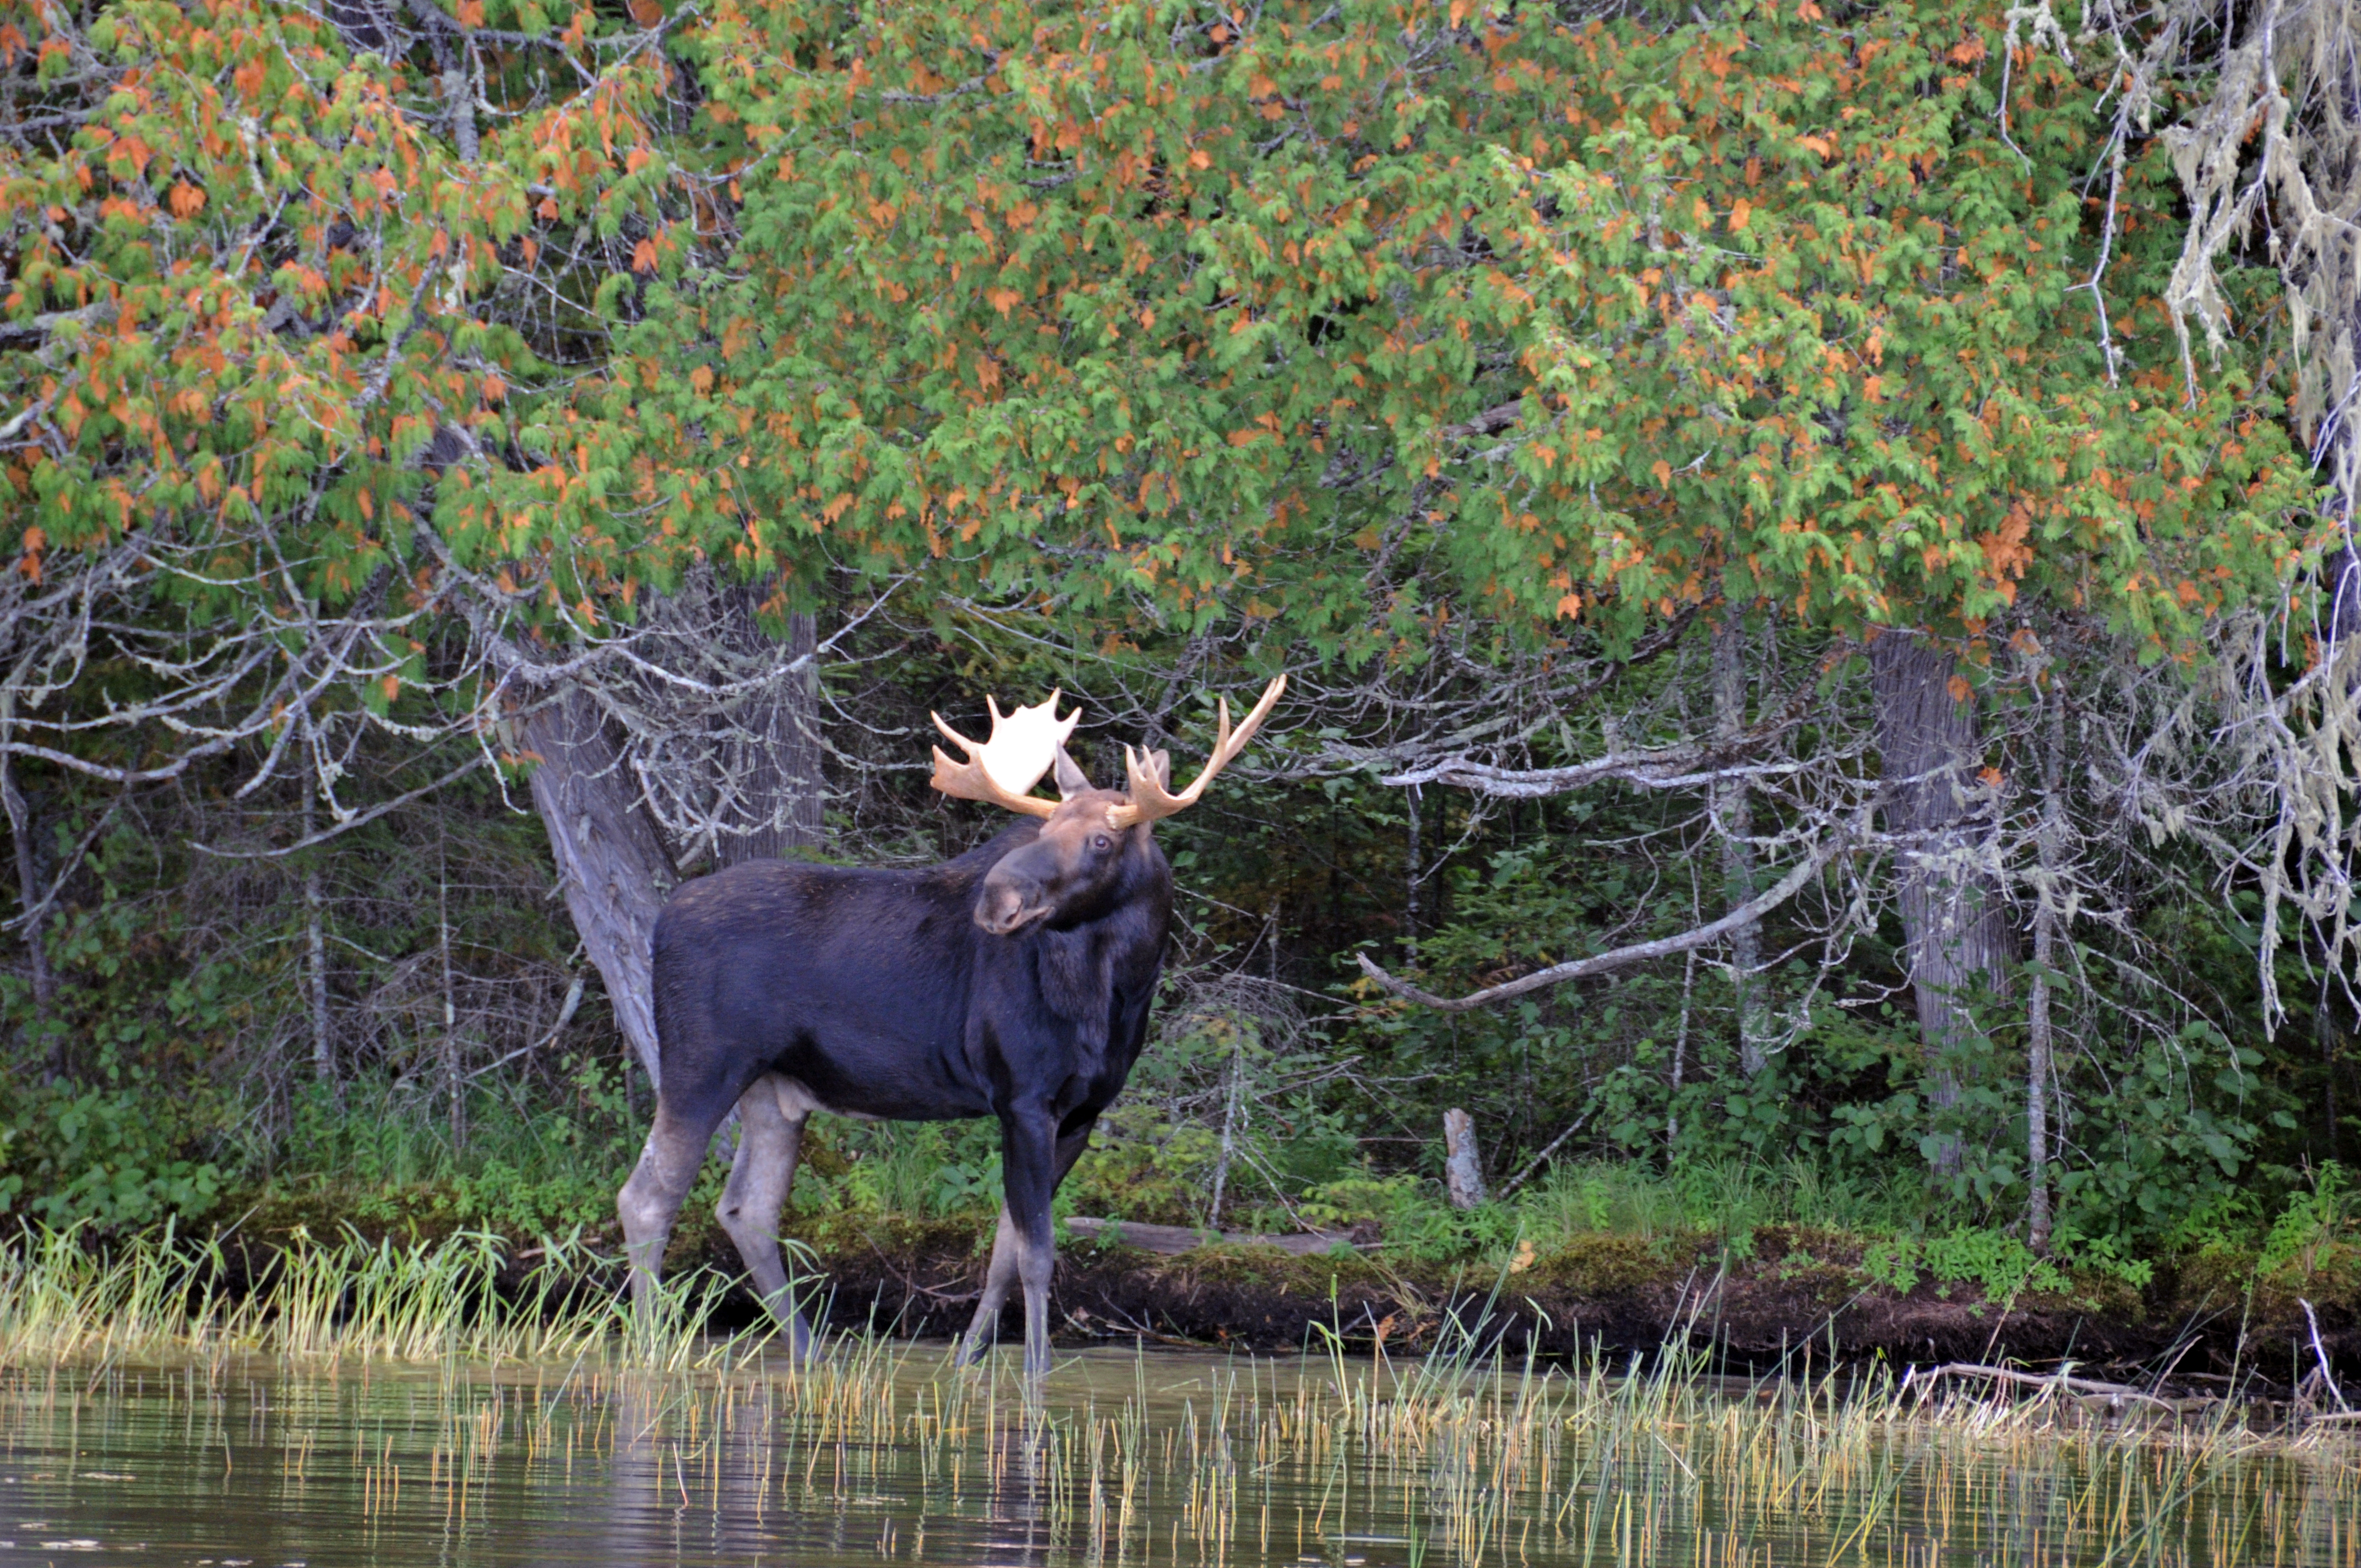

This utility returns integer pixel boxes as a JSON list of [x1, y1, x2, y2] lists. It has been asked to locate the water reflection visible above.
[[1, 1346, 2354, 1567]]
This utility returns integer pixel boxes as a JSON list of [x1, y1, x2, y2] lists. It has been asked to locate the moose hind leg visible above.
[[959, 1205, 1023, 1366], [716, 1076, 814, 1358], [618, 1101, 723, 1320]]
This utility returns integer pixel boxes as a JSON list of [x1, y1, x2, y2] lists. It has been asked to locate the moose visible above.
[[616, 676, 1287, 1378]]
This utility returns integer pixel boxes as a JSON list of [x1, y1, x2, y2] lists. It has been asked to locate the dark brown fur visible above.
[[616, 774, 1172, 1380]]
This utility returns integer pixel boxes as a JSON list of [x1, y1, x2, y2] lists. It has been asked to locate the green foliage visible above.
[[2258, 1162, 2356, 1278], [0, 1075, 224, 1231], [823, 1120, 1005, 1222], [268, 1061, 658, 1240], [0, 0, 2353, 1321]]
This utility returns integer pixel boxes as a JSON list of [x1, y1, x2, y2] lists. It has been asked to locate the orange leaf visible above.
[[986, 287, 1021, 316], [456, 0, 484, 25], [1946, 674, 1971, 704], [1728, 199, 1750, 232], [631, 237, 659, 274], [1650, 458, 1672, 487], [167, 181, 205, 219]]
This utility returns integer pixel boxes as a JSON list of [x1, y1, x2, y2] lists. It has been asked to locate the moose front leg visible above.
[[960, 1108, 1080, 1381]]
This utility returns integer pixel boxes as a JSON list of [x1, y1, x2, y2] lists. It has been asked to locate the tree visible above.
[[0, 0, 831, 1090], [618, 0, 2310, 1112]]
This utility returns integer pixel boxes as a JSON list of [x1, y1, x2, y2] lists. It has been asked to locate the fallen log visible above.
[[1063, 1217, 1366, 1257], [1906, 1362, 2177, 1409]]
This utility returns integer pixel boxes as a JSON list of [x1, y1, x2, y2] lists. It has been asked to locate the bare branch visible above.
[[1356, 818, 1860, 1012]]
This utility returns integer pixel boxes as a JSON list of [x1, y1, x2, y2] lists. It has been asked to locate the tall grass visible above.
[[0, 1222, 760, 1373], [6, 1224, 2355, 1565]]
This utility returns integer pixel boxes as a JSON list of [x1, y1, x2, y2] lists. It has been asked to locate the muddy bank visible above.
[[749, 1217, 2359, 1382]]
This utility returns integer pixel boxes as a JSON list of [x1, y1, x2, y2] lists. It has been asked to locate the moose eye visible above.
[[1092, 834, 1113, 852]]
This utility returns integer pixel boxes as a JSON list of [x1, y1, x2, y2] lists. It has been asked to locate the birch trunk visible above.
[[1869, 634, 2014, 1174]]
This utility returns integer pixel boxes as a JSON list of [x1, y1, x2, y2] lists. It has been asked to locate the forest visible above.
[[4, 0, 2360, 1357]]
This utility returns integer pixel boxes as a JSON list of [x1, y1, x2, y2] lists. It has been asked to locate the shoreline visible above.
[[710, 1214, 2361, 1386]]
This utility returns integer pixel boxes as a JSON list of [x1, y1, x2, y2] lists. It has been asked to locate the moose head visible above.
[[929, 677, 1288, 935]]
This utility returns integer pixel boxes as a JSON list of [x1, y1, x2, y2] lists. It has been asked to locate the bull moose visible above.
[[616, 676, 1287, 1379]]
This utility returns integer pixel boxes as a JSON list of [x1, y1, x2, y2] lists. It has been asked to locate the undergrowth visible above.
[[10, 1064, 2354, 1319]]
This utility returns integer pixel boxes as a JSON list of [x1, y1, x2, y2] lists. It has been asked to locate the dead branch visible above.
[[1356, 819, 1860, 1012]]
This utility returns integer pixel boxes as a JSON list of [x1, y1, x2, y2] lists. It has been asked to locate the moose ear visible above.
[[1052, 745, 1093, 799], [1145, 748, 1172, 791]]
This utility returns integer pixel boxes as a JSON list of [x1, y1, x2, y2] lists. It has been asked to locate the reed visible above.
[[0, 1222, 749, 1373], [6, 1224, 2357, 1565]]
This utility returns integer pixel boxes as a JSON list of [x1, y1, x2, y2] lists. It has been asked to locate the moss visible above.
[[1146, 1241, 1392, 1294], [791, 1210, 987, 1262], [1520, 1234, 1669, 1297]]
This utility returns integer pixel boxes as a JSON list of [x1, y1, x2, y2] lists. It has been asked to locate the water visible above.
[[2, 1343, 2355, 1566]]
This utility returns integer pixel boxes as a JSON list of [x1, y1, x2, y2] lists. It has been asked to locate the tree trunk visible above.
[[1870, 633, 2014, 1173], [1403, 782, 1421, 959], [302, 763, 333, 1082], [1713, 606, 1770, 1076], [0, 743, 53, 1022], [1443, 1108, 1487, 1209], [716, 605, 824, 867], [519, 598, 826, 1094], [438, 834, 464, 1150], [2026, 678, 2065, 1254], [519, 688, 677, 1093]]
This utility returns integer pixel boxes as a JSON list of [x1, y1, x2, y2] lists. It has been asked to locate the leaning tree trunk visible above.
[[519, 687, 677, 1092], [519, 595, 826, 1092], [1870, 633, 2014, 1174]]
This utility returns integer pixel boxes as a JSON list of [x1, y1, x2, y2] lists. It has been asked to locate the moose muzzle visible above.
[[974, 870, 1050, 935]]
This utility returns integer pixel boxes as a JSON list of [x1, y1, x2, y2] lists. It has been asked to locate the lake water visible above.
[[2, 1343, 2354, 1566]]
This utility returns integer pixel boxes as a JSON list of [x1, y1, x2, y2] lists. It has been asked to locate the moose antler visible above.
[[1107, 675, 1287, 829], [930, 692, 1079, 818]]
